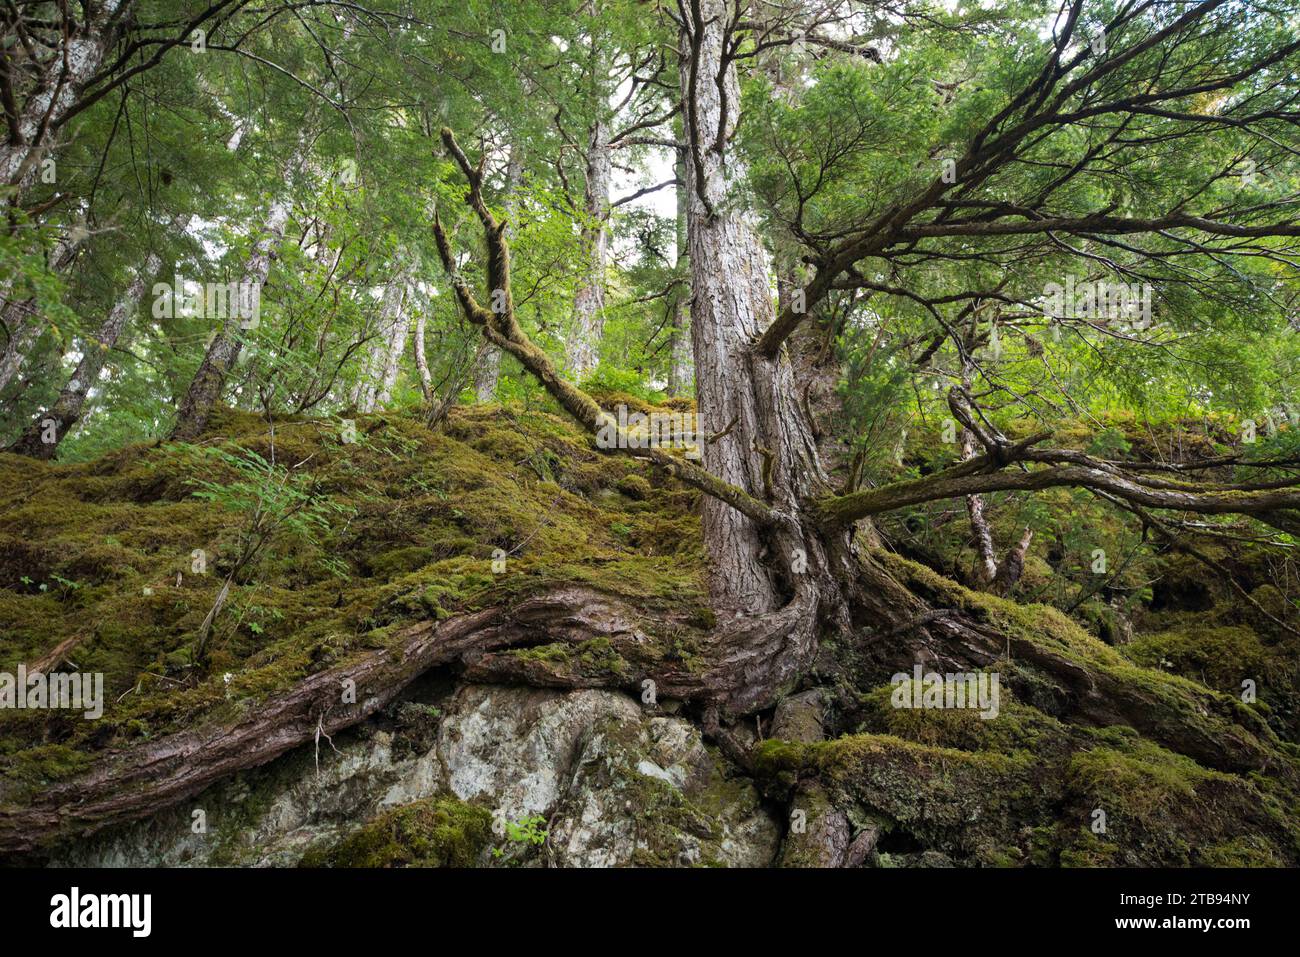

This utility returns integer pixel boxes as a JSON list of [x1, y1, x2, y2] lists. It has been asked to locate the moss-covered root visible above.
[[874, 551, 1288, 775]]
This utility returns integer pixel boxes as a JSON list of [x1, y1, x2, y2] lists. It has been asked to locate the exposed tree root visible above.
[[3, 551, 1289, 857], [0, 583, 818, 853]]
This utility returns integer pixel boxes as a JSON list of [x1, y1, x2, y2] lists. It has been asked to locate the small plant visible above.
[[175, 443, 352, 668], [492, 814, 548, 860], [18, 574, 80, 597]]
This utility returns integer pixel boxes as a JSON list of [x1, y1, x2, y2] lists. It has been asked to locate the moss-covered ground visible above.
[[0, 403, 708, 794], [4, 402, 1299, 866]]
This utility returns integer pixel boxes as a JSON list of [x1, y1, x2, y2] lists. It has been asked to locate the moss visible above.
[[1053, 732, 1299, 866], [299, 796, 492, 868], [1123, 625, 1268, 694], [1, 744, 93, 801], [876, 550, 1282, 773], [368, 546, 435, 580], [856, 680, 1073, 756], [0, 402, 708, 797], [756, 733, 1042, 859], [504, 637, 631, 684], [1067, 738, 1219, 826], [1195, 836, 1287, 867], [616, 474, 652, 501]]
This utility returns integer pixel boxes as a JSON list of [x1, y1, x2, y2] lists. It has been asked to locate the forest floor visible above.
[[1, 399, 1297, 866]]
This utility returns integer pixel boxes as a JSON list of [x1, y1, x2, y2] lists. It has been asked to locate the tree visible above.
[[5, 0, 1300, 863], [434, 0, 1300, 727]]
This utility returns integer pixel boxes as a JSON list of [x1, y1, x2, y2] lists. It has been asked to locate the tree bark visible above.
[[11, 213, 190, 457], [667, 148, 692, 397], [1, 1, 131, 197], [414, 304, 433, 404], [352, 257, 413, 414], [0, 231, 83, 394], [169, 177, 296, 441], [679, 3, 838, 617], [565, 119, 611, 380], [474, 144, 523, 402], [962, 426, 1000, 588], [9, 249, 160, 458]]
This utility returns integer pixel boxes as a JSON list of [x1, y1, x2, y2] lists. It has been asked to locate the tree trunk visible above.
[[414, 305, 433, 404], [169, 185, 295, 441], [0, 301, 45, 396], [1, 1, 130, 196], [565, 120, 611, 379], [352, 258, 413, 414], [9, 245, 164, 458], [474, 144, 523, 402], [680, 4, 835, 616], [667, 148, 692, 397], [0, 231, 83, 394]]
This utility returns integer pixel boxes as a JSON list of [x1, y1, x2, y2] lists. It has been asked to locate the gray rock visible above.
[[52, 684, 779, 868]]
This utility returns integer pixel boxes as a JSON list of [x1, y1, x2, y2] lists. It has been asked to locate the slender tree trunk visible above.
[[11, 213, 190, 456], [565, 120, 611, 380], [0, 231, 84, 394], [414, 304, 433, 404], [169, 172, 298, 441], [474, 144, 523, 402], [667, 148, 692, 397], [2, 1, 131, 196], [9, 245, 165, 458], [0, 302, 45, 395], [963, 424, 1000, 587], [351, 262, 408, 413], [360, 264, 413, 412]]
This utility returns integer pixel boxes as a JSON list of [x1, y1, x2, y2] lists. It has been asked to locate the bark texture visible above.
[[474, 145, 523, 402], [1, 1, 130, 195], [169, 187, 295, 441], [565, 120, 611, 380], [667, 150, 692, 397], [679, 3, 833, 617], [352, 258, 413, 413]]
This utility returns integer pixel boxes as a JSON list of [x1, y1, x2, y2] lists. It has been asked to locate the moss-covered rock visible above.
[[0, 403, 708, 791], [300, 797, 492, 868]]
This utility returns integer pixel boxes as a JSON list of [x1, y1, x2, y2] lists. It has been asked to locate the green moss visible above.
[[299, 797, 492, 868], [1067, 738, 1220, 826], [1052, 731, 1299, 866], [1124, 625, 1268, 694], [756, 733, 1040, 859], [876, 550, 1281, 773], [1, 744, 93, 800], [368, 546, 435, 579], [0, 403, 708, 798], [505, 637, 631, 683], [856, 680, 1072, 756], [1196, 836, 1287, 867], [616, 474, 652, 501]]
